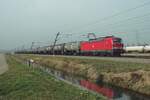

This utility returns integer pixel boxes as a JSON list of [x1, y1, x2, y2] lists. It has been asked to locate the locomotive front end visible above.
[[112, 37, 124, 56]]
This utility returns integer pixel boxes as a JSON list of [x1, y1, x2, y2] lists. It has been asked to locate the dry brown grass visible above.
[[102, 70, 150, 95]]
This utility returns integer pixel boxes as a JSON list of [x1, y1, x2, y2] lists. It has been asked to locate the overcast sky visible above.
[[0, 0, 150, 50]]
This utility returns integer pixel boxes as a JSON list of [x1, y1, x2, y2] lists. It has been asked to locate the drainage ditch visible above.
[[22, 60, 150, 100]]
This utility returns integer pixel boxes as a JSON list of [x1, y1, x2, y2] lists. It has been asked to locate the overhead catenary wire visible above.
[[65, 1, 150, 33], [84, 13, 150, 34], [65, 20, 150, 43]]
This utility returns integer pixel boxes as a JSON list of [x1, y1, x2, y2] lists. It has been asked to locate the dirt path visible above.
[[0, 54, 8, 75]]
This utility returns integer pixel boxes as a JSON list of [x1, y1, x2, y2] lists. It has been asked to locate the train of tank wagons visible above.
[[16, 36, 124, 56]]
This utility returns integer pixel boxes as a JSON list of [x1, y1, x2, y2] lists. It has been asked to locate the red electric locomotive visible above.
[[80, 36, 123, 56]]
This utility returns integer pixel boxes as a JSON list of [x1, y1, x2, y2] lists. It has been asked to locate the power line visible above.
[[65, 19, 150, 42], [102, 20, 150, 34], [66, 1, 150, 33], [84, 13, 150, 33]]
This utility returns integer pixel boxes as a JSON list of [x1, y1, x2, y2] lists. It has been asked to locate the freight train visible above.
[[16, 36, 124, 56]]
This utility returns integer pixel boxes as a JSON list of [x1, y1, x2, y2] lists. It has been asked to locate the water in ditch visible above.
[[28, 62, 150, 100]]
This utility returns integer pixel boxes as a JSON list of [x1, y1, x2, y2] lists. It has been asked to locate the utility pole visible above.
[[30, 42, 35, 50], [51, 32, 60, 55]]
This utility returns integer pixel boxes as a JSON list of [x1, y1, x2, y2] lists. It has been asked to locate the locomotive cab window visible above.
[[113, 38, 122, 43]]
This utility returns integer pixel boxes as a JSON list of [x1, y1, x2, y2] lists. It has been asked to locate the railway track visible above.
[[65, 56, 150, 64], [34, 54, 150, 64], [122, 53, 150, 59], [18, 53, 150, 63]]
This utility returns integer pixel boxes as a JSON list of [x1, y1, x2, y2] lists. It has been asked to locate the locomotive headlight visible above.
[[92, 45, 94, 48]]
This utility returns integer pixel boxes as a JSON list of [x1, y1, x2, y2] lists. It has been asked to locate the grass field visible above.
[[0, 55, 105, 100], [14, 54, 150, 95]]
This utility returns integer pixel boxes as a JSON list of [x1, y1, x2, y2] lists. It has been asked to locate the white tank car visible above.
[[46, 46, 52, 51], [64, 42, 80, 51], [53, 44, 62, 51], [124, 46, 144, 53], [37, 47, 46, 52], [144, 45, 150, 52]]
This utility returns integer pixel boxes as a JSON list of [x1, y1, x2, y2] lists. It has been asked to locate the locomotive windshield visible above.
[[113, 38, 122, 43]]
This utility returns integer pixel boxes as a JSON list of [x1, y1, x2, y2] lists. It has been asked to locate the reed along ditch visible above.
[[19, 58, 150, 100]]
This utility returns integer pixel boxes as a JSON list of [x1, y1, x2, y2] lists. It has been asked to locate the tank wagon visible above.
[[16, 36, 124, 56], [124, 45, 150, 53], [124, 46, 144, 53], [144, 45, 150, 53]]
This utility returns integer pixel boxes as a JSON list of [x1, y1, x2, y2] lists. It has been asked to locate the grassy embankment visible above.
[[0, 55, 105, 100], [15, 54, 150, 95]]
